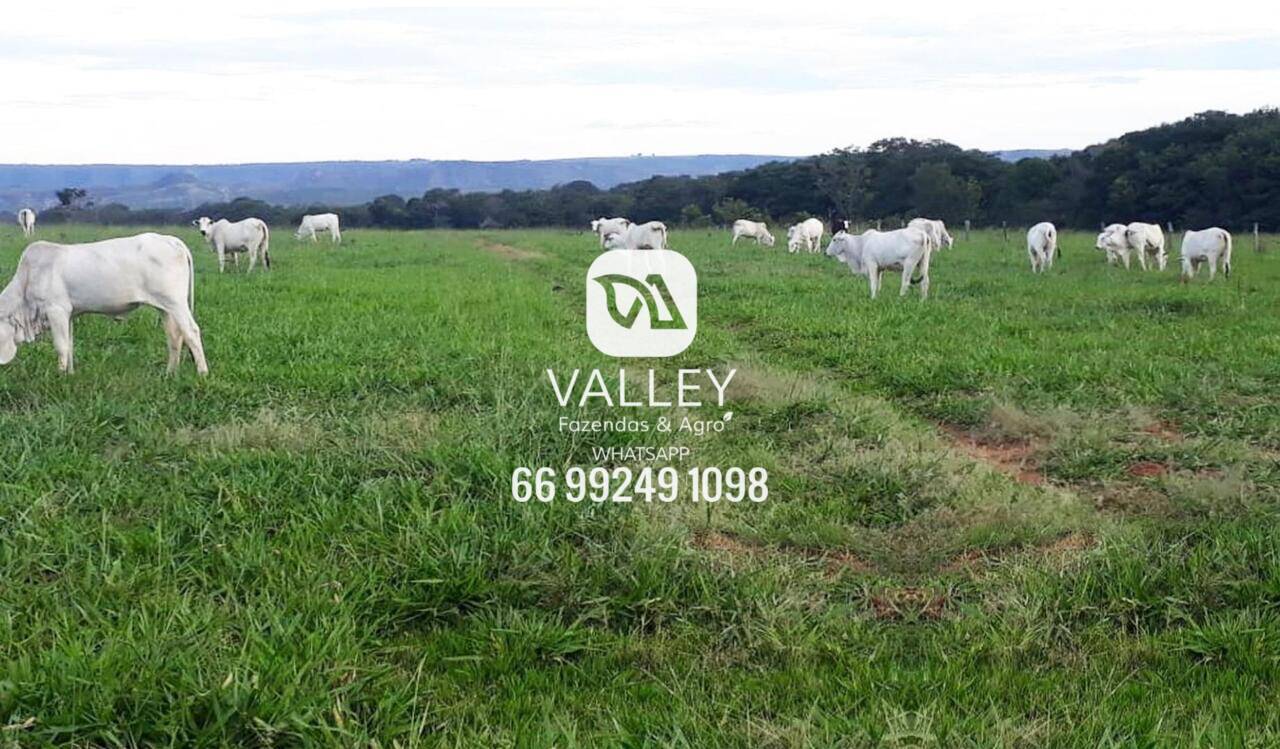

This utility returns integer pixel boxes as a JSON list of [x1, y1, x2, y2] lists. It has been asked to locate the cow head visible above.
[[0, 320, 17, 365], [591, 219, 601, 232], [602, 232, 626, 250], [194, 216, 214, 238], [761, 230, 775, 247]]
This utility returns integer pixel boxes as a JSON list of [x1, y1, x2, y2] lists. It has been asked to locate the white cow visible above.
[[1096, 223, 1129, 266], [908, 218, 954, 251], [731, 219, 774, 247], [16, 208, 35, 237], [786, 218, 824, 254], [0, 233, 207, 375], [591, 217, 632, 248], [1026, 222, 1058, 273], [825, 228, 935, 299], [1180, 227, 1232, 281], [195, 216, 271, 273], [295, 213, 341, 243], [1124, 222, 1167, 271], [603, 221, 668, 250]]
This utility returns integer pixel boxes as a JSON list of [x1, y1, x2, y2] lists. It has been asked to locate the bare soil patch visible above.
[[944, 532, 1097, 573], [942, 426, 1046, 485], [868, 587, 948, 620], [1127, 461, 1169, 478], [476, 239, 545, 261], [692, 530, 871, 574]]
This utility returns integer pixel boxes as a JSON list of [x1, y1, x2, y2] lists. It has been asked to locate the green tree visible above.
[[56, 187, 88, 207], [711, 197, 753, 227], [815, 148, 873, 222]]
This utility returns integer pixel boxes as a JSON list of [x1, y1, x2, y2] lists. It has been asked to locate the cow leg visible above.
[[247, 249, 257, 273], [233, 252, 240, 269], [48, 309, 74, 374], [866, 262, 880, 299], [1157, 249, 1167, 271], [164, 314, 184, 374], [169, 308, 209, 375], [917, 251, 932, 299], [900, 261, 916, 296]]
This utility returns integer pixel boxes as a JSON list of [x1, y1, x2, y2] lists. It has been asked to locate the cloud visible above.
[[1, 1, 1278, 163]]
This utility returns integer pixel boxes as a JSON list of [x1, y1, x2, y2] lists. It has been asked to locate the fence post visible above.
[[1167, 221, 1174, 237], [1255, 222, 1261, 253], [876, 219, 882, 231], [1001, 221, 1007, 243], [964, 220, 971, 242]]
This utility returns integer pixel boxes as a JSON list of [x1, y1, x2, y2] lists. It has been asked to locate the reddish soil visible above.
[[1127, 461, 1169, 478], [942, 426, 1046, 485]]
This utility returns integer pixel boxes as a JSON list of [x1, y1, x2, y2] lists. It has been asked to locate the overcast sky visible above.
[[4, 1, 1279, 164]]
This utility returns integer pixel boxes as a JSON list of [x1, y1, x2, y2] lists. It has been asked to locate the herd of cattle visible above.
[[0, 205, 1247, 375], [0, 209, 341, 375], [593, 215, 1238, 299]]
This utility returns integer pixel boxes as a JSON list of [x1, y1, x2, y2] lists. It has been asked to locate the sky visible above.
[[4, 1, 1279, 164]]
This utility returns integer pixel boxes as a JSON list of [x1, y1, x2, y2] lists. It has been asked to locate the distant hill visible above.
[[0, 155, 792, 212], [991, 149, 1073, 162]]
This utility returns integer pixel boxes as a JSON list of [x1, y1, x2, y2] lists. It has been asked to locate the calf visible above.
[[0, 233, 207, 374]]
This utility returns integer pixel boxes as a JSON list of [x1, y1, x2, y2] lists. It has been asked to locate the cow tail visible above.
[[1052, 228, 1061, 259], [183, 239, 195, 313], [910, 234, 934, 285], [261, 221, 272, 270], [1223, 229, 1232, 278]]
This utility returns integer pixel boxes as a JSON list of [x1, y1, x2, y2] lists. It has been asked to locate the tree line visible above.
[[36, 109, 1280, 232]]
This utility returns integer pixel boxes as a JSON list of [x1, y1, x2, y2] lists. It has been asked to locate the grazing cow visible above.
[[16, 208, 35, 237], [1124, 222, 1167, 271], [591, 217, 632, 247], [295, 213, 341, 243], [731, 219, 775, 247], [825, 228, 935, 299], [908, 217, 954, 250], [603, 221, 668, 250], [1026, 222, 1058, 273], [0, 233, 207, 375], [1096, 223, 1130, 266], [194, 216, 271, 273], [786, 218, 825, 253], [1180, 227, 1232, 281]]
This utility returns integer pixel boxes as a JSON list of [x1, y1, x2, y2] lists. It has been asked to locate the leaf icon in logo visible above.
[[592, 273, 688, 330]]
